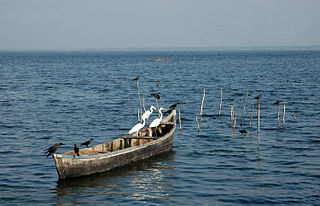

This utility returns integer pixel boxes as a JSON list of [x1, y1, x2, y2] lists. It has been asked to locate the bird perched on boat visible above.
[[44, 143, 63, 157], [273, 100, 283, 105], [129, 116, 146, 134], [132, 76, 139, 81], [80, 138, 94, 148], [149, 107, 168, 128], [239, 130, 247, 135], [141, 106, 156, 121], [151, 92, 160, 100], [74, 144, 80, 157], [253, 94, 262, 101], [164, 102, 180, 114], [169, 102, 179, 109]]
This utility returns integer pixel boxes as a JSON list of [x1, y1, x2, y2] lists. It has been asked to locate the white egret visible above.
[[149, 107, 168, 128], [142, 106, 156, 121], [129, 116, 146, 134]]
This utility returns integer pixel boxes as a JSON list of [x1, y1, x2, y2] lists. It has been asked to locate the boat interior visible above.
[[63, 122, 175, 157]]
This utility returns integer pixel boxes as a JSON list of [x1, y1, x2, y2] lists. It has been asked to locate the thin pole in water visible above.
[[242, 89, 248, 117], [283, 104, 286, 128], [257, 100, 261, 151], [137, 80, 142, 121], [291, 112, 297, 122], [196, 115, 200, 133], [218, 87, 222, 117], [277, 104, 280, 127], [257, 100, 261, 134], [179, 109, 182, 135], [200, 88, 205, 118], [142, 94, 146, 113], [231, 105, 234, 124]]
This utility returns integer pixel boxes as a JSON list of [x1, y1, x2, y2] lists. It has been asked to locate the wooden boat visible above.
[[53, 109, 176, 179]]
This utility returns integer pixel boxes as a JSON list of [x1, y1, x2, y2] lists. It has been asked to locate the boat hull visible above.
[[53, 110, 176, 179]]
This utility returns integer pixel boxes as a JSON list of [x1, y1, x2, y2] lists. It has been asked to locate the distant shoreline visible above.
[[1, 45, 320, 53]]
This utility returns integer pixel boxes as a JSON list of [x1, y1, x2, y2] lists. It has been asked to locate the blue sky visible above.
[[0, 0, 319, 50]]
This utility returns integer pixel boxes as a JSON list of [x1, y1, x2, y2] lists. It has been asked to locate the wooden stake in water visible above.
[[137, 107, 140, 122], [257, 100, 261, 134], [242, 89, 248, 117], [218, 87, 222, 117], [179, 109, 182, 135], [200, 88, 205, 118], [142, 94, 146, 113], [257, 100, 261, 151], [196, 115, 200, 133], [283, 104, 286, 128], [137, 79, 142, 121], [233, 112, 236, 131], [277, 104, 280, 127], [240, 111, 249, 126], [151, 93, 160, 118], [257, 132, 260, 151], [232, 98, 236, 125], [231, 105, 234, 123], [133, 76, 142, 122], [250, 103, 253, 129], [291, 112, 297, 122]]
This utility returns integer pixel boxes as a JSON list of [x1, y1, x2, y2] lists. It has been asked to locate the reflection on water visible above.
[[55, 151, 176, 204]]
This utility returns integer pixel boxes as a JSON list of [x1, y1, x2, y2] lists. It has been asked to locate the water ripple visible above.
[[1, 51, 320, 205]]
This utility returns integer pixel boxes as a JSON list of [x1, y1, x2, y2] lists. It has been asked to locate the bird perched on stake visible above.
[[142, 106, 156, 121], [254, 94, 262, 101], [273, 100, 283, 105], [151, 92, 160, 100], [129, 116, 146, 135], [149, 107, 168, 128], [74, 144, 80, 157], [44, 143, 63, 157], [155, 80, 162, 89], [80, 138, 94, 148], [132, 76, 139, 81]]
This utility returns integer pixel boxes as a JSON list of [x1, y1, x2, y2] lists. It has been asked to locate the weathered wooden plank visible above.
[[122, 136, 158, 140]]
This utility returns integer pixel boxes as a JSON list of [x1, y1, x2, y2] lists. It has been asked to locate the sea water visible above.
[[0, 50, 319, 204]]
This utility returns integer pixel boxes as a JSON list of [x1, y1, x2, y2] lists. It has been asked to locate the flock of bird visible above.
[[44, 138, 94, 157], [44, 76, 179, 158], [238, 93, 286, 136], [128, 106, 168, 135], [43, 89, 276, 157]]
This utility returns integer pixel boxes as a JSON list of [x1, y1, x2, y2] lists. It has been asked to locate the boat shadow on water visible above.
[[55, 150, 176, 203]]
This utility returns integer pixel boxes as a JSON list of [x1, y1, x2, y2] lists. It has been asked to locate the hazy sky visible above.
[[1, 0, 320, 50]]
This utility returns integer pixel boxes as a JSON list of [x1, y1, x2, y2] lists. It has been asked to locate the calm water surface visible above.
[[0, 50, 319, 205]]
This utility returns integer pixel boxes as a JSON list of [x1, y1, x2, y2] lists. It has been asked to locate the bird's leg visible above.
[[157, 126, 163, 136], [147, 128, 152, 137], [153, 128, 158, 137]]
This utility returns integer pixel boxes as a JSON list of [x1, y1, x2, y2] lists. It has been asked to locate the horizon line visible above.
[[1, 45, 320, 52]]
